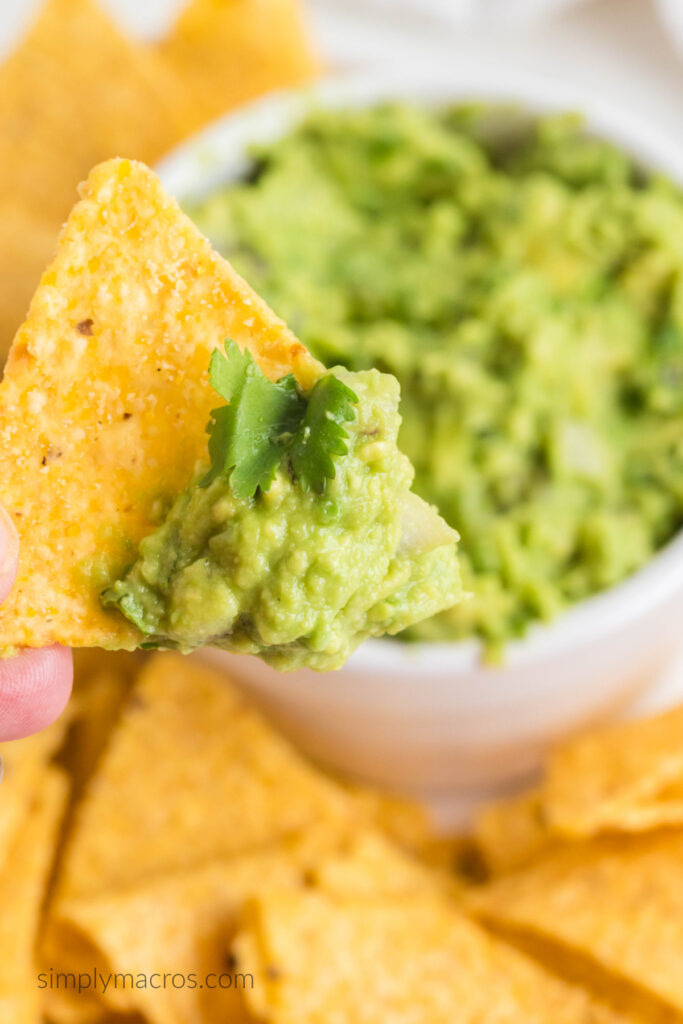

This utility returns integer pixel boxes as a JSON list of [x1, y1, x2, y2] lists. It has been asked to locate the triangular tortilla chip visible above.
[[469, 830, 683, 1022], [0, 158, 321, 653], [544, 703, 683, 838], [0, 766, 68, 1024], [56, 653, 352, 900], [48, 853, 301, 1024], [0, 0, 198, 353], [473, 705, 683, 873], [237, 888, 630, 1024], [159, 0, 320, 127], [0, 0, 193, 226], [45, 831, 430, 1024], [45, 741, 425, 1023]]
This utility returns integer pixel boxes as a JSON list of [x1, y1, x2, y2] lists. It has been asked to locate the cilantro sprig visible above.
[[201, 340, 358, 499]]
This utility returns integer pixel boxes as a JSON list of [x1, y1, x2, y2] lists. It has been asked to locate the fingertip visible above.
[[0, 646, 73, 741]]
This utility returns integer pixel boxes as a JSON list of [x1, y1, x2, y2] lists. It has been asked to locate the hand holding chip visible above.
[[0, 507, 72, 741]]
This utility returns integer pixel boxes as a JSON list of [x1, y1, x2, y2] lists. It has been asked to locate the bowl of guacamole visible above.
[[159, 65, 683, 798]]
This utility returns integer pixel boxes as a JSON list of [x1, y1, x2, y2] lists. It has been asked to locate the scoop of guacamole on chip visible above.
[[0, 158, 459, 666], [188, 104, 683, 657], [103, 341, 460, 670]]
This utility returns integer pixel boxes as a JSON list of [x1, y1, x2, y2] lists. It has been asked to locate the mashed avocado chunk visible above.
[[188, 105, 683, 655], [103, 354, 460, 670]]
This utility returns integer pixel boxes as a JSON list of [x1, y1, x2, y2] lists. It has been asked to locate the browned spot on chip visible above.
[[77, 318, 94, 336]]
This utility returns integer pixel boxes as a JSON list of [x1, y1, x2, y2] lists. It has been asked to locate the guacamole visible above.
[[103, 362, 461, 670], [187, 105, 683, 654]]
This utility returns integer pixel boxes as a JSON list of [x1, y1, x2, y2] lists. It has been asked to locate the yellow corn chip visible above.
[[237, 888, 631, 1024], [56, 653, 351, 900], [0, 204, 60, 364], [46, 829, 433, 1024], [160, 0, 320, 129], [469, 830, 683, 1022], [0, 158, 320, 653], [46, 851, 300, 1024], [0, 0, 198, 353], [0, 0, 193, 225], [0, 766, 68, 1024], [544, 704, 683, 838], [474, 787, 556, 874], [0, 717, 67, 875]]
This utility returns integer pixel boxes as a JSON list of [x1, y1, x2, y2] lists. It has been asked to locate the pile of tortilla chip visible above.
[[469, 702, 683, 1022], [6, 649, 683, 1023], [0, 0, 319, 362]]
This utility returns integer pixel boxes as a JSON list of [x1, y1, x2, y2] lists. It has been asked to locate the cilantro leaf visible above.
[[288, 375, 358, 493], [201, 340, 357, 500], [201, 342, 304, 497]]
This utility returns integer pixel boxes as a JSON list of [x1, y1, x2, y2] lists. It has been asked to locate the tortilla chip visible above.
[[469, 830, 683, 1021], [0, 717, 67, 875], [0, 204, 61, 364], [0, 0, 193, 225], [544, 704, 683, 838], [0, 766, 68, 1024], [0, 157, 321, 653], [56, 653, 352, 900], [46, 829, 434, 1023], [237, 888, 630, 1024], [474, 787, 556, 875], [0, 0, 198, 353], [46, 851, 300, 1024], [160, 0, 320, 128]]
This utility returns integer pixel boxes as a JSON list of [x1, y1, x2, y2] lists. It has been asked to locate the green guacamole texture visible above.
[[187, 104, 683, 655], [103, 368, 461, 670]]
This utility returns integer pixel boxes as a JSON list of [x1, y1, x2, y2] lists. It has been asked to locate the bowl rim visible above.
[[157, 60, 683, 675]]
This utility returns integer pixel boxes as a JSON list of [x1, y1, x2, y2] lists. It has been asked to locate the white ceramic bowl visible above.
[[158, 64, 683, 814]]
